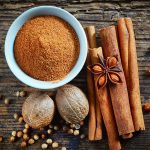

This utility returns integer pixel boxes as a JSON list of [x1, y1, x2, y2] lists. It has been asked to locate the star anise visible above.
[[87, 55, 122, 88]]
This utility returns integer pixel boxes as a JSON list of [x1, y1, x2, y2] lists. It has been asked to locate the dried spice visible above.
[[87, 55, 122, 88]]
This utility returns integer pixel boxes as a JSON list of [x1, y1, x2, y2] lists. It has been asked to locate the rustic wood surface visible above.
[[0, 0, 150, 149]]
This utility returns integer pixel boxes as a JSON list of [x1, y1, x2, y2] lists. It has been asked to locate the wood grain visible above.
[[0, 0, 150, 150]]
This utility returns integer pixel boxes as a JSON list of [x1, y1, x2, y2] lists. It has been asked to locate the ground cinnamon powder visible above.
[[14, 16, 80, 81]]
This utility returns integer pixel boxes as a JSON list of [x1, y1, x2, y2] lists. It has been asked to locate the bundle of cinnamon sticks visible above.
[[85, 18, 145, 150]]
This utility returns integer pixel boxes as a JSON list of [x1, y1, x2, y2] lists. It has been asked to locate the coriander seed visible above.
[[74, 130, 79, 136], [75, 124, 80, 130], [28, 138, 35, 145], [23, 134, 29, 141], [46, 139, 52, 145], [80, 134, 85, 139], [25, 123, 30, 129], [41, 134, 46, 139], [70, 124, 75, 129], [17, 131, 23, 138], [52, 142, 59, 148], [18, 117, 24, 123], [47, 129, 52, 135], [49, 124, 54, 129], [41, 143, 48, 149], [68, 129, 73, 134], [23, 128, 28, 134], [20, 141, 27, 148], [62, 147, 67, 150], [80, 121, 84, 126], [54, 125, 59, 131], [0, 136, 3, 142], [12, 131, 17, 137], [62, 126, 68, 132], [20, 91, 26, 97], [33, 134, 39, 141], [16, 91, 20, 97], [13, 113, 19, 120], [9, 136, 15, 142], [4, 98, 10, 105]]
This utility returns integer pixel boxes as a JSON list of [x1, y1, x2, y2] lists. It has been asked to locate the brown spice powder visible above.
[[14, 16, 80, 81]]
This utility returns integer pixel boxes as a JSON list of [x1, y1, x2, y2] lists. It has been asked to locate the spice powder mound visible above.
[[14, 16, 80, 81]]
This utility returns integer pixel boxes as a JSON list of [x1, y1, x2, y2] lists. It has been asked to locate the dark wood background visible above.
[[0, 0, 150, 149]]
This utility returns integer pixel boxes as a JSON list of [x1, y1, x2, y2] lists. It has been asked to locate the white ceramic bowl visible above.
[[5, 6, 87, 89]]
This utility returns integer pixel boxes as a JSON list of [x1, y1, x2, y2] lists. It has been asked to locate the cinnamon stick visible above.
[[89, 47, 121, 150], [85, 26, 103, 140], [118, 18, 145, 131], [85, 28, 97, 141], [99, 26, 135, 136]]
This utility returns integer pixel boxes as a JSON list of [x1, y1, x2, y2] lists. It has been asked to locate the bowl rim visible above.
[[5, 6, 87, 89]]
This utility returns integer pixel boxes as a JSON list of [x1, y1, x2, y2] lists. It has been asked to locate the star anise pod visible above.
[[87, 55, 122, 88]]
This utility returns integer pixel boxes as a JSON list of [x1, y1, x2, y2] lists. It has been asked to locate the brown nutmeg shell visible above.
[[56, 84, 89, 124], [22, 92, 55, 129]]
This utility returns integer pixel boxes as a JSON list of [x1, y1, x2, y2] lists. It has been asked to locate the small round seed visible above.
[[80, 134, 85, 139], [16, 91, 20, 97], [17, 131, 23, 138], [54, 126, 59, 131], [80, 121, 84, 126], [13, 113, 19, 120], [47, 129, 52, 134], [62, 126, 68, 132], [41, 143, 48, 149], [74, 124, 80, 130], [61, 147, 67, 150], [52, 142, 59, 148], [0, 136, 3, 142], [20, 91, 26, 97], [25, 123, 30, 129], [28, 138, 35, 145], [20, 141, 27, 148], [18, 117, 24, 123], [41, 134, 46, 139], [12, 131, 17, 137], [23, 128, 28, 134], [49, 124, 54, 129], [9, 136, 15, 142], [70, 124, 75, 129], [23, 134, 29, 141], [4, 98, 10, 105], [74, 130, 79, 136], [68, 129, 73, 134], [46, 139, 52, 145], [40, 127, 44, 131], [33, 134, 39, 141]]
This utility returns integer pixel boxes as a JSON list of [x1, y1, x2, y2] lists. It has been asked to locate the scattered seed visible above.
[[0, 136, 3, 142], [68, 129, 73, 134], [80, 134, 85, 139], [75, 124, 80, 130], [12, 131, 17, 137], [17, 131, 23, 138], [20, 91, 26, 97], [47, 129, 52, 134], [80, 121, 84, 126], [28, 138, 35, 145], [23, 134, 29, 141], [20, 141, 27, 148], [23, 128, 28, 134], [16, 91, 20, 97], [54, 125, 59, 131], [41, 143, 48, 149], [62, 126, 68, 132], [46, 139, 52, 145], [49, 124, 54, 129], [18, 117, 24, 124], [25, 123, 30, 129], [40, 127, 44, 131], [13, 113, 19, 120], [74, 130, 79, 136], [4, 98, 10, 105], [52, 142, 59, 148], [70, 124, 75, 129], [41, 134, 46, 139], [9, 136, 15, 142], [33, 134, 39, 141], [61, 147, 67, 150]]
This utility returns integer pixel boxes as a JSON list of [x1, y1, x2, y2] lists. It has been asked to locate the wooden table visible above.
[[0, 0, 150, 149]]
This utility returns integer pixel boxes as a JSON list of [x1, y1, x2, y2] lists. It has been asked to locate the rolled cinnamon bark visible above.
[[85, 28, 97, 141], [99, 26, 135, 136], [85, 26, 103, 140], [89, 47, 121, 150], [124, 18, 145, 131]]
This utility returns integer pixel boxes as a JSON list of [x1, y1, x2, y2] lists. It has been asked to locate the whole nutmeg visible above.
[[56, 84, 89, 124], [22, 92, 55, 129]]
